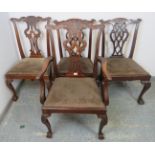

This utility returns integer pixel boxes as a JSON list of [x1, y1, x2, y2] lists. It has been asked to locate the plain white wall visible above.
[[9, 12, 155, 76], [0, 13, 19, 117]]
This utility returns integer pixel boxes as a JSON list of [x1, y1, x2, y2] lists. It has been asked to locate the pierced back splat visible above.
[[104, 18, 141, 58], [53, 19, 95, 57], [11, 16, 51, 58], [110, 20, 129, 57]]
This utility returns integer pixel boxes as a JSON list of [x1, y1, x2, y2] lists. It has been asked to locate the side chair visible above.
[[5, 16, 51, 101], [99, 18, 151, 105]]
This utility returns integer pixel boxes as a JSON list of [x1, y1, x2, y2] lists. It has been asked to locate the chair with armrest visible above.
[[99, 18, 151, 105], [37, 25, 109, 140], [5, 16, 51, 101]]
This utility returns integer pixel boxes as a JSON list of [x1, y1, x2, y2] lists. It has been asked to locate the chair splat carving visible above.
[[102, 18, 141, 58], [50, 19, 96, 56], [110, 19, 129, 57], [11, 16, 51, 58]]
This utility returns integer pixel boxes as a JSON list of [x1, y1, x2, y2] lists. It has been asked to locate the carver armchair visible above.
[[5, 16, 51, 101], [37, 24, 109, 139]]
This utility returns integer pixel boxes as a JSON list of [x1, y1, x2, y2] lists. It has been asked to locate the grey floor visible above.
[[0, 79, 155, 142]]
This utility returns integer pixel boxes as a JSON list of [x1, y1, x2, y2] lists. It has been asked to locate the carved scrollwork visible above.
[[48, 19, 97, 56], [64, 31, 87, 56], [11, 16, 51, 58], [103, 18, 142, 57]]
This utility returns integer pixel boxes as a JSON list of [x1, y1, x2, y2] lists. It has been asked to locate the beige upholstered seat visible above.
[[6, 58, 48, 77], [44, 77, 105, 110], [106, 58, 149, 77], [58, 57, 93, 75]]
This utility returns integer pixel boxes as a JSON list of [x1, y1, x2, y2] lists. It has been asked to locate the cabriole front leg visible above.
[[137, 80, 151, 105], [98, 113, 108, 140], [5, 78, 18, 101], [41, 114, 52, 138]]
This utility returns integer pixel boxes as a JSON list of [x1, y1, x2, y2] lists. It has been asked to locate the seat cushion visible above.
[[6, 58, 48, 77], [58, 57, 93, 75], [44, 78, 105, 110], [106, 58, 149, 77]]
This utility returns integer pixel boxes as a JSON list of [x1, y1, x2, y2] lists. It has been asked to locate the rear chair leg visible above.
[[41, 114, 52, 138], [137, 80, 151, 105], [5, 79, 18, 101], [98, 113, 108, 140]]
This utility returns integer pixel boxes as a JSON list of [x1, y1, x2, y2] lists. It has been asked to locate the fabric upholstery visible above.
[[58, 57, 93, 74], [44, 78, 105, 109], [106, 58, 149, 77], [6, 58, 48, 76]]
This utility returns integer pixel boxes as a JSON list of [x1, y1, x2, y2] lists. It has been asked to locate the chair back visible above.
[[101, 18, 141, 58], [11, 16, 51, 58]]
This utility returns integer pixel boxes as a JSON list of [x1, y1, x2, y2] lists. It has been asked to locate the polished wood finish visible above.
[[46, 19, 103, 77], [5, 16, 51, 101], [100, 18, 151, 105]]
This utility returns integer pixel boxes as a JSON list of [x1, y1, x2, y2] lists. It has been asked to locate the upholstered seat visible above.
[[6, 58, 48, 78], [43, 77, 105, 110], [57, 57, 93, 76], [106, 58, 149, 78]]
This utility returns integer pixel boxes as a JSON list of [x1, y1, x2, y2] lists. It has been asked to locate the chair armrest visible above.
[[96, 56, 110, 106], [96, 56, 112, 80], [36, 56, 54, 105], [36, 56, 54, 80]]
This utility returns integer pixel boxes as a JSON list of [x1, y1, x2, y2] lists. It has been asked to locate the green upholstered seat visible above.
[[6, 58, 48, 77], [106, 58, 149, 77], [43, 77, 105, 110]]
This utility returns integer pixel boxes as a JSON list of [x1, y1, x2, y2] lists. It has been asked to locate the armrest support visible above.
[[36, 56, 54, 80], [96, 56, 110, 106], [36, 56, 54, 105], [96, 56, 112, 80]]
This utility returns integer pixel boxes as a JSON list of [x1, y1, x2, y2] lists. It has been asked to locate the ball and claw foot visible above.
[[47, 131, 52, 138], [137, 98, 145, 105], [12, 95, 18, 101], [98, 133, 104, 140]]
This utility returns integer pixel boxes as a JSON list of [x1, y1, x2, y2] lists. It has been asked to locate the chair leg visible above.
[[137, 80, 151, 105], [98, 113, 108, 140], [41, 114, 52, 138], [5, 79, 18, 101]]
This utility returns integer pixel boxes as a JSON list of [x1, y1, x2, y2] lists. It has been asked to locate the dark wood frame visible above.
[[100, 18, 151, 105], [5, 16, 51, 101]]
